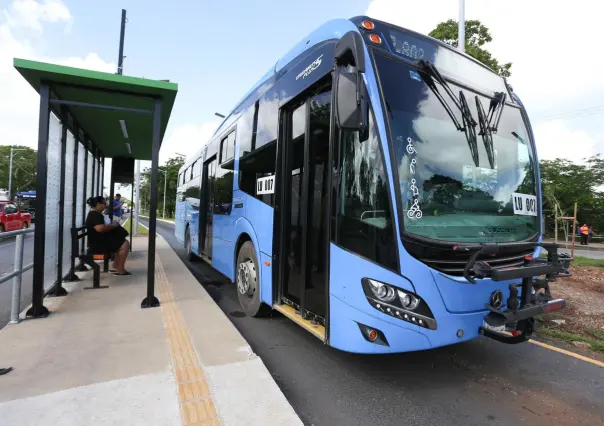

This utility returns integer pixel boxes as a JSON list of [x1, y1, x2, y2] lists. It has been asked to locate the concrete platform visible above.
[[0, 236, 302, 426]]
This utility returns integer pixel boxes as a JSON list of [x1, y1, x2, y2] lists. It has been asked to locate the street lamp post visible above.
[[458, 0, 465, 53], [8, 147, 28, 199]]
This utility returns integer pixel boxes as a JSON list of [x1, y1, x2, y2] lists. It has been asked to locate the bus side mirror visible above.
[[335, 69, 368, 134]]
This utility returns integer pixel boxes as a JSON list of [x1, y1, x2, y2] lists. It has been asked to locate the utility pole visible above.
[[117, 9, 126, 75], [458, 0, 465, 53], [159, 169, 167, 218], [8, 147, 27, 199], [115, 8, 142, 235]]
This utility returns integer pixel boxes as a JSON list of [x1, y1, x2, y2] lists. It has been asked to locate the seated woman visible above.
[[86, 196, 131, 275]]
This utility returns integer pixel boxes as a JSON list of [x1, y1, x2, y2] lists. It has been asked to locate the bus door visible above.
[[279, 88, 332, 321], [200, 157, 216, 258]]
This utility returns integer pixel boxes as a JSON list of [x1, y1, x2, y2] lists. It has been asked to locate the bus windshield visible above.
[[374, 52, 538, 243]]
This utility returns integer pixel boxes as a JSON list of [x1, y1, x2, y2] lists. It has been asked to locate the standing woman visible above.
[[86, 196, 131, 275]]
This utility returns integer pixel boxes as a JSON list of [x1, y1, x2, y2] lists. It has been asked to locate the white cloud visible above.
[[159, 121, 221, 164], [4, 0, 71, 32], [0, 0, 113, 151], [366, 0, 604, 160], [533, 121, 604, 163]]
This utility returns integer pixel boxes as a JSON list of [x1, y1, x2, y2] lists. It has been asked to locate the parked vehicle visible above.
[[0, 202, 31, 232]]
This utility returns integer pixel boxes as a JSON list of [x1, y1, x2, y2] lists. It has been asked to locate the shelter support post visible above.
[[130, 183, 133, 252], [91, 146, 96, 199], [49, 105, 69, 297], [141, 97, 162, 309], [96, 150, 101, 195], [64, 122, 80, 282], [27, 83, 51, 318], [101, 157, 105, 196], [77, 139, 89, 272], [109, 161, 115, 222]]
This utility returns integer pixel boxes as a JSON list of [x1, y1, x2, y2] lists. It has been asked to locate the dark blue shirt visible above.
[[113, 200, 122, 217]]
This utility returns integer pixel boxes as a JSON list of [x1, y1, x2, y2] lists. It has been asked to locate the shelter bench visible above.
[[71, 226, 112, 289]]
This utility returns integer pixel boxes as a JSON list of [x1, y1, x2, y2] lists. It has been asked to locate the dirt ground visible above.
[[540, 266, 604, 354]]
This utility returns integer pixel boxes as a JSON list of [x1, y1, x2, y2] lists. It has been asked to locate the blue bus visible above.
[[175, 16, 569, 353]]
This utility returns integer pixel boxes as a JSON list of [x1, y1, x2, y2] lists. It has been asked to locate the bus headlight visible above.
[[397, 290, 420, 310], [367, 279, 396, 302], [361, 278, 437, 330]]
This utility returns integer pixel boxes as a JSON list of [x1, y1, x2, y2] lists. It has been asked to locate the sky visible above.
[[1, 0, 603, 196]]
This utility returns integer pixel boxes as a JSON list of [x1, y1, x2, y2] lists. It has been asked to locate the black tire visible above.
[[0, 224, 4, 233], [22, 221, 29, 229], [236, 241, 271, 317], [185, 226, 197, 261]]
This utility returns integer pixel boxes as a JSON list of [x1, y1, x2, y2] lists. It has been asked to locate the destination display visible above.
[[384, 27, 508, 94]]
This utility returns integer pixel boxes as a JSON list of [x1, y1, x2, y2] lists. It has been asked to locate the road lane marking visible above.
[[530, 339, 604, 368]]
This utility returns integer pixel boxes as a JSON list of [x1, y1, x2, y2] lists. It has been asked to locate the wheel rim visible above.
[[237, 258, 257, 298]]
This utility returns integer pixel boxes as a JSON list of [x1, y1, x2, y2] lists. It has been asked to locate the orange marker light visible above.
[[264, 260, 271, 266], [361, 20, 375, 30], [368, 34, 382, 45], [368, 330, 378, 342]]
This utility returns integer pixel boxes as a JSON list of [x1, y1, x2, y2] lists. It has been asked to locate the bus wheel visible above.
[[185, 227, 196, 261], [236, 241, 270, 317]]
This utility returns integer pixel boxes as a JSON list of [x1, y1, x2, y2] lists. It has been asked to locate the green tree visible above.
[[429, 19, 512, 77], [139, 155, 185, 217], [0, 145, 37, 193], [540, 155, 604, 235]]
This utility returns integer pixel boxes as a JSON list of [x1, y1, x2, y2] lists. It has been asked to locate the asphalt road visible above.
[[0, 232, 34, 327], [137, 219, 604, 424]]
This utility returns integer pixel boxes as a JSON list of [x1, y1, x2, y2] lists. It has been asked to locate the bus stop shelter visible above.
[[13, 58, 178, 317]]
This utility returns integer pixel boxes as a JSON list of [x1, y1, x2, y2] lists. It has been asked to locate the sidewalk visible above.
[[544, 238, 604, 252], [0, 236, 302, 426]]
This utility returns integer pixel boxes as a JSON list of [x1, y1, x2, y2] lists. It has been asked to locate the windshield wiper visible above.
[[487, 92, 506, 132], [417, 60, 479, 167], [475, 97, 495, 169], [475, 92, 507, 169]]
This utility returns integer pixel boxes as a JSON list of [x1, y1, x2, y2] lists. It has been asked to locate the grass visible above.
[[568, 256, 604, 267], [537, 327, 604, 353], [122, 217, 148, 236]]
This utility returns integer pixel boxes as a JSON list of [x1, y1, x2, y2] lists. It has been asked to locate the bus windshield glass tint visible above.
[[374, 52, 538, 243]]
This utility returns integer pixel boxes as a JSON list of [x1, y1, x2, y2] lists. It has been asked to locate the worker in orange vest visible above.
[[580, 224, 589, 245]]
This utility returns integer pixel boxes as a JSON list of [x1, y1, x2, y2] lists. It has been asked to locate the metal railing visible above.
[[0, 228, 34, 324]]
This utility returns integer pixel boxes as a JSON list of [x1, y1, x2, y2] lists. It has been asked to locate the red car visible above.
[[0, 202, 31, 233]]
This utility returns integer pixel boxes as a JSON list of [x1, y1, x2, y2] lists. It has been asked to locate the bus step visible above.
[[273, 304, 325, 341]]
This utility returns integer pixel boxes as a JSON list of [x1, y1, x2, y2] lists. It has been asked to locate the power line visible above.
[[538, 105, 604, 121]]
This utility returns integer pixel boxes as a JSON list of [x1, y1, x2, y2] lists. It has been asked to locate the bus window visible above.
[[238, 95, 278, 206], [336, 111, 397, 271], [220, 130, 235, 164], [193, 160, 201, 178], [215, 132, 235, 215]]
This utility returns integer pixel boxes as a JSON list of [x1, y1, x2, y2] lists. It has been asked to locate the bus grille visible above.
[[420, 248, 536, 276]]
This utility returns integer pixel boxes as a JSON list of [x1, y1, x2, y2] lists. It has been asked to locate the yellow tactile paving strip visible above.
[[156, 255, 222, 426]]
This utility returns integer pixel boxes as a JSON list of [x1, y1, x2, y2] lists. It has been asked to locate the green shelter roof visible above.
[[14, 58, 178, 160]]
